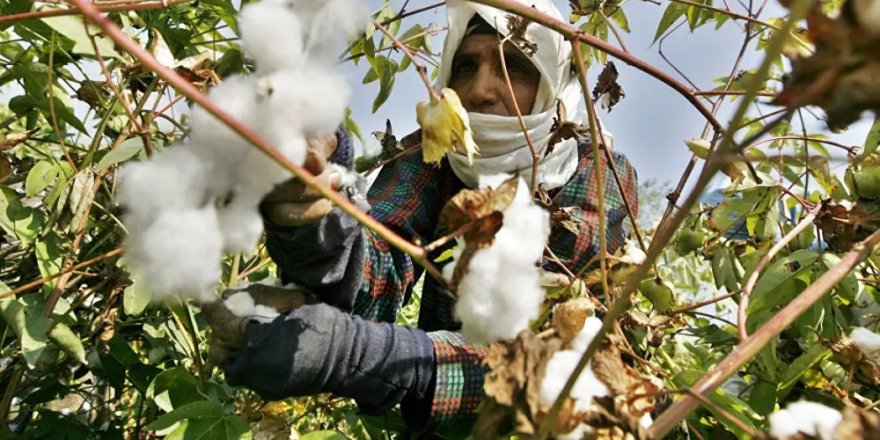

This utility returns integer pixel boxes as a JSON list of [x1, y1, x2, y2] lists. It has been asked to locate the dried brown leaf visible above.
[[827, 336, 880, 386], [0, 154, 11, 184], [551, 298, 594, 343], [592, 62, 625, 112], [833, 406, 880, 439], [505, 15, 537, 55]]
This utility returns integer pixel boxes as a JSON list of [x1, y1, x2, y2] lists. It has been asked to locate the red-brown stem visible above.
[[372, 19, 440, 102], [0, 248, 124, 300], [468, 0, 723, 132], [668, 290, 740, 316], [652, 228, 880, 437], [497, 35, 539, 193], [68, 0, 445, 284], [0, 0, 194, 25], [737, 203, 820, 340], [668, 0, 780, 30], [693, 90, 777, 97], [748, 135, 859, 153]]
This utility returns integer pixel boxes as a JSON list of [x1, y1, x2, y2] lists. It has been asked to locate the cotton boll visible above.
[[118, 147, 209, 230], [851, 327, 880, 362], [769, 401, 842, 440], [127, 207, 223, 300], [571, 317, 603, 352], [453, 178, 550, 343], [239, 2, 304, 73], [261, 69, 350, 139], [216, 196, 264, 254], [265, 0, 366, 60], [189, 75, 261, 159], [224, 291, 256, 317], [539, 350, 609, 413]]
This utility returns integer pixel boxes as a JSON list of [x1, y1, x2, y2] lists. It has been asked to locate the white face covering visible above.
[[438, 0, 584, 190]]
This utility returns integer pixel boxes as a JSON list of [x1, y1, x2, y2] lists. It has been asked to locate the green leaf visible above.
[[778, 343, 830, 398], [35, 232, 65, 294], [861, 115, 880, 159], [748, 249, 819, 313], [48, 322, 86, 364], [748, 381, 777, 416], [97, 138, 144, 169], [0, 284, 52, 369], [372, 59, 397, 113], [654, 3, 685, 43], [147, 401, 223, 430], [0, 187, 44, 245], [42, 16, 121, 59], [67, 169, 96, 233], [300, 431, 348, 440], [147, 367, 202, 412], [25, 160, 60, 197], [711, 246, 741, 292], [123, 278, 151, 316]]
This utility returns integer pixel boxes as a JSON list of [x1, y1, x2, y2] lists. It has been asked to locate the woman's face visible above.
[[448, 33, 541, 117]]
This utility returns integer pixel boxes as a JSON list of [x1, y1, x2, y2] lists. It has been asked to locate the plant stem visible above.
[[69, 0, 445, 284], [0, 247, 125, 300], [497, 34, 539, 193], [0, 0, 195, 25], [650, 227, 880, 437], [468, 0, 723, 132]]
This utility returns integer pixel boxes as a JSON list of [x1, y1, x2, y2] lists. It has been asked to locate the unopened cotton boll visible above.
[[850, 327, 880, 362], [768, 401, 842, 440], [239, 2, 304, 73], [127, 207, 223, 301], [539, 350, 609, 413], [453, 178, 550, 343]]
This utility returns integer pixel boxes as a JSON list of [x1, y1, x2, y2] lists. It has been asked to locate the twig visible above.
[[737, 203, 820, 340], [667, 0, 781, 30], [0, 0, 195, 25], [0, 365, 23, 425], [69, 0, 445, 284], [0, 247, 124, 300], [372, 19, 440, 102], [497, 33, 539, 193], [693, 90, 777, 97], [467, 0, 724, 132], [650, 227, 880, 437], [668, 290, 740, 315]]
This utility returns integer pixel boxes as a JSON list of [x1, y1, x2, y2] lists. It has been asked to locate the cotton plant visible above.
[[445, 176, 551, 343], [119, 0, 365, 303]]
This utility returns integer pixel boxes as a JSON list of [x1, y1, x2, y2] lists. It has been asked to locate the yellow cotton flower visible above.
[[416, 88, 479, 165]]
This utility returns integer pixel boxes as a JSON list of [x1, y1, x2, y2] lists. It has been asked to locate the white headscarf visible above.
[[439, 0, 583, 190]]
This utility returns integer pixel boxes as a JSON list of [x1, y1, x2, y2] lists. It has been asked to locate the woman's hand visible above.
[[261, 134, 342, 226]]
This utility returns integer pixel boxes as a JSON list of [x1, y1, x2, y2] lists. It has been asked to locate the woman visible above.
[[209, 0, 638, 437]]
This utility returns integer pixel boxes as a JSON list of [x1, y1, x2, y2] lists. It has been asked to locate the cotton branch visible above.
[[737, 203, 820, 341], [650, 227, 880, 437], [468, 0, 724, 132], [0, 0, 194, 25], [68, 0, 446, 284]]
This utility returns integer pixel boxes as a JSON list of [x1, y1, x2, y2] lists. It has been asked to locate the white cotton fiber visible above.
[[261, 68, 350, 138], [768, 401, 842, 440], [224, 291, 257, 317], [239, 2, 304, 73], [539, 316, 609, 419], [118, 147, 207, 225], [571, 317, 603, 352], [850, 327, 880, 362], [216, 196, 264, 254], [452, 177, 550, 343], [126, 207, 223, 301], [121, 0, 364, 301], [540, 350, 609, 413]]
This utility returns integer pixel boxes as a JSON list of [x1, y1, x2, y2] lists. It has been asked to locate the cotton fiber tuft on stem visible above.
[[768, 400, 842, 440], [850, 326, 880, 362], [120, 0, 363, 301], [450, 176, 550, 343]]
